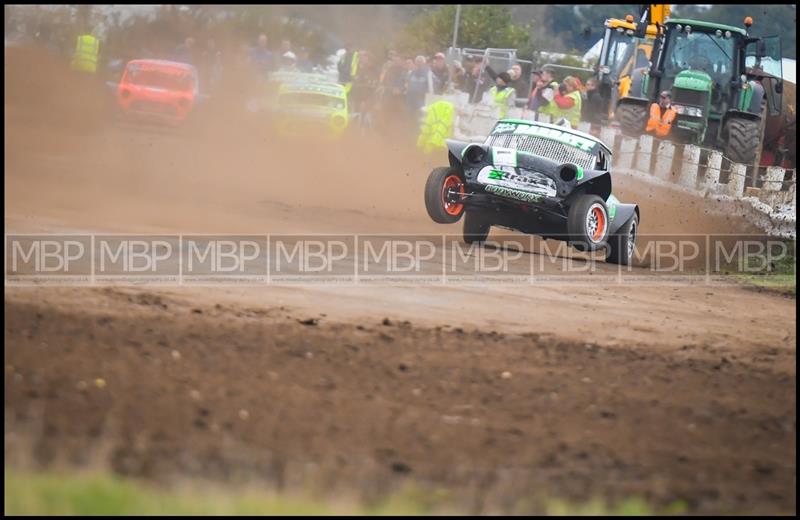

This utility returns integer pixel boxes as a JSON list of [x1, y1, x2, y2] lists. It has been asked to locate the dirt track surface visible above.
[[4, 47, 797, 514]]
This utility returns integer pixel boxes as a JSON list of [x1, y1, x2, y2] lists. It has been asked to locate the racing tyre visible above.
[[425, 167, 465, 224], [568, 194, 610, 252], [606, 214, 638, 266], [724, 117, 760, 165], [617, 102, 647, 137], [463, 211, 491, 244]]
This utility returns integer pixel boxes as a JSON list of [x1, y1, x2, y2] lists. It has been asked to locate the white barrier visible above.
[[635, 134, 653, 173]]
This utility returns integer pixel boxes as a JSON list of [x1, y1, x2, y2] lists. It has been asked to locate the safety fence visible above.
[[442, 98, 796, 238]]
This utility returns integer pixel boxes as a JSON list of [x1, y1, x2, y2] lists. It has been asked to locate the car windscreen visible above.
[[278, 92, 345, 110], [126, 66, 195, 91]]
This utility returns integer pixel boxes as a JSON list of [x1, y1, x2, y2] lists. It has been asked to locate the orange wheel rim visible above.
[[586, 204, 607, 242], [442, 174, 465, 216]]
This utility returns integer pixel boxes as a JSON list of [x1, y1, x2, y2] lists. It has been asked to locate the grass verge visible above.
[[4, 469, 691, 516]]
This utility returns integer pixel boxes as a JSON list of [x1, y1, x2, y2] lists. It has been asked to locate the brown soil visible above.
[[4, 44, 796, 514]]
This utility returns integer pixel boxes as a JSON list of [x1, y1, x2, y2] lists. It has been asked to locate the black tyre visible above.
[[425, 166, 465, 224], [606, 214, 639, 266], [616, 102, 647, 137], [568, 194, 610, 252], [724, 117, 761, 165], [463, 211, 491, 244]]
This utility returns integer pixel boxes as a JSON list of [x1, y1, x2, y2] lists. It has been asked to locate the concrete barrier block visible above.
[[635, 134, 654, 173], [653, 140, 675, 181], [537, 113, 551, 124], [727, 163, 747, 198], [764, 166, 785, 192], [702, 151, 723, 194], [677, 144, 700, 190], [599, 126, 616, 150], [577, 121, 592, 134], [506, 107, 524, 120], [615, 137, 637, 170]]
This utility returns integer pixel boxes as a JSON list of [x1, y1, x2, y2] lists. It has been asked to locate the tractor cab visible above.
[[616, 16, 783, 166]]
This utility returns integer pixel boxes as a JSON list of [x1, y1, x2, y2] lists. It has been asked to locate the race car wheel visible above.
[[425, 167, 465, 224], [568, 194, 609, 252], [606, 214, 638, 266], [463, 212, 491, 244]]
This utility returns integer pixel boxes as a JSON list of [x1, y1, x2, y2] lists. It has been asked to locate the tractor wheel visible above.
[[616, 102, 647, 137], [724, 117, 761, 165], [425, 166, 465, 224]]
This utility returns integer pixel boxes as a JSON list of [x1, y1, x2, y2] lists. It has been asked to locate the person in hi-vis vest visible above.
[[71, 32, 99, 73], [487, 71, 516, 119], [646, 91, 677, 138]]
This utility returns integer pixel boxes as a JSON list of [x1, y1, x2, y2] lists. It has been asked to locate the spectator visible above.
[[296, 47, 313, 72], [430, 52, 448, 94], [582, 76, 605, 124], [250, 34, 274, 75], [552, 76, 582, 127], [532, 68, 560, 118], [488, 71, 516, 118], [280, 39, 292, 55], [527, 69, 543, 111], [645, 90, 676, 138], [463, 60, 491, 104], [507, 63, 527, 98], [380, 51, 407, 117], [279, 51, 298, 71], [173, 36, 196, 65], [449, 61, 466, 92], [406, 55, 433, 116]]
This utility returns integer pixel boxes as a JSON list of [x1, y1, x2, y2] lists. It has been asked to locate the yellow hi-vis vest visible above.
[[537, 81, 560, 118], [489, 86, 514, 119], [341, 51, 359, 95], [71, 34, 99, 73], [554, 90, 582, 127], [417, 100, 454, 154]]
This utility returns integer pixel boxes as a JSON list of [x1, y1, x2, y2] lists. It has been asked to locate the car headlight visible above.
[[330, 114, 347, 130], [672, 104, 686, 115]]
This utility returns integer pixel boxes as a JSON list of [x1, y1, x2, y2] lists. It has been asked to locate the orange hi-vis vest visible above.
[[646, 103, 677, 138]]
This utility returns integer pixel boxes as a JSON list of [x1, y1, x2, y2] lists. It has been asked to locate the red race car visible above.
[[116, 59, 199, 125]]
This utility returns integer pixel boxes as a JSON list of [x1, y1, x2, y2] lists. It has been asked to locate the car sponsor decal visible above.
[[485, 184, 543, 203], [606, 194, 619, 220], [576, 165, 584, 180], [491, 122, 596, 152], [512, 125, 596, 152], [491, 147, 517, 167], [477, 166, 557, 198]]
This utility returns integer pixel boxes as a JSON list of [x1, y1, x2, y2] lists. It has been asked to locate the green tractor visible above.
[[616, 17, 784, 165]]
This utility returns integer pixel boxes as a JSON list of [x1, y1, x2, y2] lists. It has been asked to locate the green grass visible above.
[[4, 471, 353, 516], [732, 239, 796, 297], [4, 469, 686, 516]]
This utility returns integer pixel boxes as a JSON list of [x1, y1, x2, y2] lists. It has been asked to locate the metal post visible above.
[[452, 5, 461, 49]]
